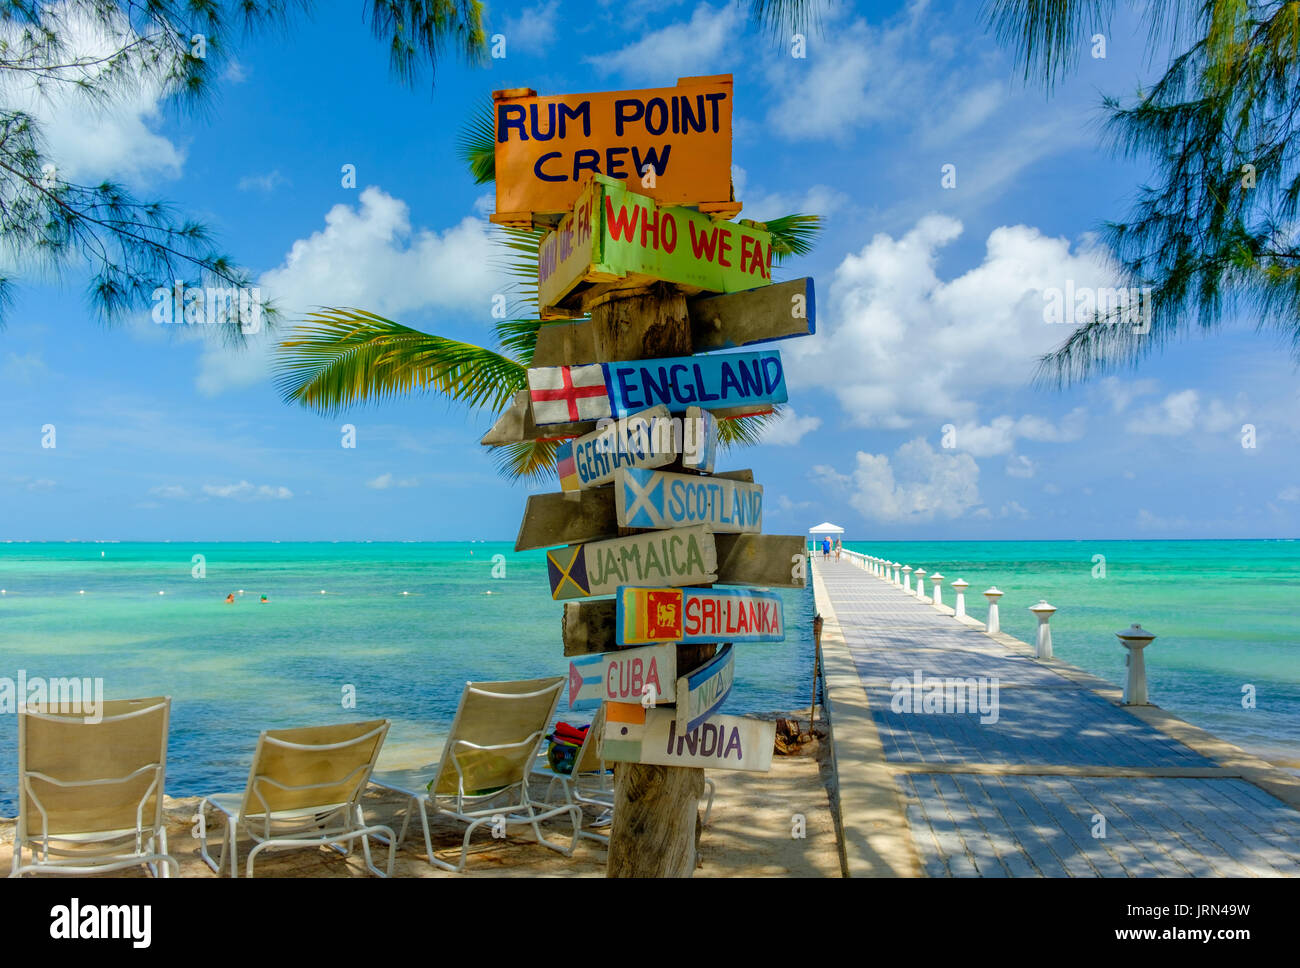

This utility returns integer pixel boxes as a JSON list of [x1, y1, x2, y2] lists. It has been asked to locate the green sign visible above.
[[538, 175, 773, 318]]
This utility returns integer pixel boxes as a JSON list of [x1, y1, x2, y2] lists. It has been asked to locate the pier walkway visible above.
[[812, 554, 1300, 877]]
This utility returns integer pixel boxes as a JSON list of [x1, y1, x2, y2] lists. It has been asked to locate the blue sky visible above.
[[1, 0, 1297, 541]]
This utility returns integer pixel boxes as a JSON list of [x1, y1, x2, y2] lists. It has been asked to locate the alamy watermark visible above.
[[590, 413, 711, 463], [1042, 282, 1151, 334], [0, 671, 105, 724], [889, 671, 1000, 724], [151, 282, 264, 334]]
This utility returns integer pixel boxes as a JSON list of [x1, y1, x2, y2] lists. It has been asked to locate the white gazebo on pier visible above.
[[808, 522, 844, 552]]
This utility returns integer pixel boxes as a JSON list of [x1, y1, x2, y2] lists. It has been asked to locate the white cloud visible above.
[[1005, 455, 1036, 478], [1137, 508, 1190, 531], [731, 165, 849, 223], [949, 410, 1087, 458], [150, 484, 190, 500], [1095, 375, 1159, 414], [1278, 485, 1300, 502], [366, 473, 418, 490], [1, 5, 184, 182], [999, 500, 1029, 519], [196, 188, 500, 395], [238, 170, 287, 192], [763, 17, 894, 142], [761, 408, 821, 446], [814, 438, 981, 523], [1125, 390, 1248, 436], [499, 0, 561, 53], [785, 215, 1124, 429], [26, 479, 56, 492], [586, 4, 743, 81], [202, 481, 293, 500], [2, 351, 48, 383]]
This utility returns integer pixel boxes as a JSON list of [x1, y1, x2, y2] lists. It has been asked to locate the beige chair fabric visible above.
[[11, 697, 177, 877], [197, 719, 396, 877], [370, 677, 581, 872]]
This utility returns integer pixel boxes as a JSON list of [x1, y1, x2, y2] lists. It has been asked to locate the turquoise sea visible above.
[[0, 540, 1296, 813]]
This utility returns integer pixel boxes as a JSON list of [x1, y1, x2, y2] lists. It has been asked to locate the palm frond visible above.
[[274, 308, 525, 416], [495, 225, 546, 315], [718, 408, 785, 448], [764, 214, 822, 264], [983, 0, 1114, 89], [489, 438, 559, 483], [747, 0, 825, 38], [494, 317, 546, 366], [458, 94, 496, 185]]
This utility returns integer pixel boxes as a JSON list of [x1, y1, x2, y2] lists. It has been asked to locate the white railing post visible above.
[[914, 568, 927, 601], [930, 573, 944, 607], [1116, 624, 1158, 705], [902, 565, 913, 593], [1028, 600, 1057, 659], [951, 579, 968, 618], [983, 587, 1003, 635]]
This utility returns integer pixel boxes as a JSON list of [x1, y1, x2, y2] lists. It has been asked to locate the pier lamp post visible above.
[[914, 568, 927, 601], [902, 565, 913, 593], [1116, 624, 1158, 705], [983, 587, 1003, 635], [951, 579, 968, 618], [930, 573, 944, 607], [1028, 600, 1057, 659]]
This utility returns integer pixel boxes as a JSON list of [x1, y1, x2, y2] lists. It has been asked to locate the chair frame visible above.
[[10, 697, 178, 878], [370, 679, 581, 873], [195, 720, 396, 878]]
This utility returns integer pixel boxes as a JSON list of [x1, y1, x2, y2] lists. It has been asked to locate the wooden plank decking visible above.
[[813, 553, 1300, 877]]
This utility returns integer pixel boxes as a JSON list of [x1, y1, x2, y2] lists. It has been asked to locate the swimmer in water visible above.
[[260, 595, 269, 604], [225, 593, 235, 604]]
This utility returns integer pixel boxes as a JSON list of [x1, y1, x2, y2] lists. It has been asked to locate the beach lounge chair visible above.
[[369, 677, 582, 872], [531, 703, 717, 846], [195, 719, 395, 878], [10, 696, 178, 878]]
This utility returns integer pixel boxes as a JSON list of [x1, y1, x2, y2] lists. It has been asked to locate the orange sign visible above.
[[491, 75, 739, 227]]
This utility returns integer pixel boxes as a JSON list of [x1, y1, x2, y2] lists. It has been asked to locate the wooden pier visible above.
[[812, 553, 1300, 877]]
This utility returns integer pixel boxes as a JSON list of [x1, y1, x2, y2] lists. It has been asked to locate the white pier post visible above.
[[902, 565, 913, 593], [951, 579, 968, 618], [930, 573, 944, 607], [1116, 624, 1158, 705], [914, 568, 927, 601], [983, 587, 1003, 635], [893, 562, 901, 585], [1028, 600, 1057, 659]]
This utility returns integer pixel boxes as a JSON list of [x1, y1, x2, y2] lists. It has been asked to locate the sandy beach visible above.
[[0, 725, 840, 878]]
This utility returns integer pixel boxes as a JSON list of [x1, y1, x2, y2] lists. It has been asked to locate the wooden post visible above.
[[809, 613, 824, 733], [592, 287, 719, 879]]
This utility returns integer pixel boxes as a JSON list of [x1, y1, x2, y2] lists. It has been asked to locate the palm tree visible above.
[[988, 1, 1300, 385], [274, 104, 823, 482]]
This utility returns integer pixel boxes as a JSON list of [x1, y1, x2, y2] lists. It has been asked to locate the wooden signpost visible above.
[[675, 643, 734, 733], [614, 466, 762, 532], [568, 643, 677, 708], [531, 277, 815, 366], [689, 277, 816, 351], [602, 704, 776, 773], [491, 76, 739, 228], [545, 524, 716, 600], [615, 586, 784, 645], [554, 404, 718, 491], [527, 349, 788, 426], [538, 175, 771, 318], [488, 73, 815, 878]]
